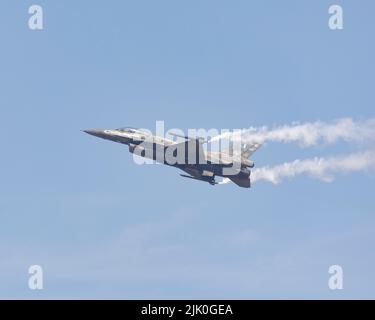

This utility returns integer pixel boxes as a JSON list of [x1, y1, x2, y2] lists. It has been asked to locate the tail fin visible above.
[[224, 142, 262, 159], [241, 143, 261, 159]]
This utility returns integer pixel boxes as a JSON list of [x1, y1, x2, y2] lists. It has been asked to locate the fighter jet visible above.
[[84, 127, 261, 188]]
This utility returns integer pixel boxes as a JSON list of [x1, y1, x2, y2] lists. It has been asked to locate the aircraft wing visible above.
[[169, 133, 206, 164], [169, 132, 206, 143]]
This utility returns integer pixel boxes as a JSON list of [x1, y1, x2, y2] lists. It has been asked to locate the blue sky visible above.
[[0, 0, 374, 299]]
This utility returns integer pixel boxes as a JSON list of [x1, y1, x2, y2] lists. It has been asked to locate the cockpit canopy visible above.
[[116, 127, 150, 135], [117, 127, 137, 133]]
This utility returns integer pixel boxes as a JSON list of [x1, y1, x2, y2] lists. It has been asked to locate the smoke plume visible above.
[[212, 118, 375, 147], [251, 151, 375, 184]]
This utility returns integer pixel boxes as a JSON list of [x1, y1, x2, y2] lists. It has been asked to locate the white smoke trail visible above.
[[214, 118, 375, 186], [251, 151, 375, 184], [211, 118, 375, 147]]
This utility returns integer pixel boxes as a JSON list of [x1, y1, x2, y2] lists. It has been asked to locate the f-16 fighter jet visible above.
[[84, 127, 261, 188]]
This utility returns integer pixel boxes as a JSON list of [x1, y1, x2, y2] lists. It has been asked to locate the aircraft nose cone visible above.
[[83, 129, 106, 138]]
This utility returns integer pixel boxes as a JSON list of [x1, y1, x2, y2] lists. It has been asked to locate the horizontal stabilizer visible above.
[[228, 176, 251, 188]]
